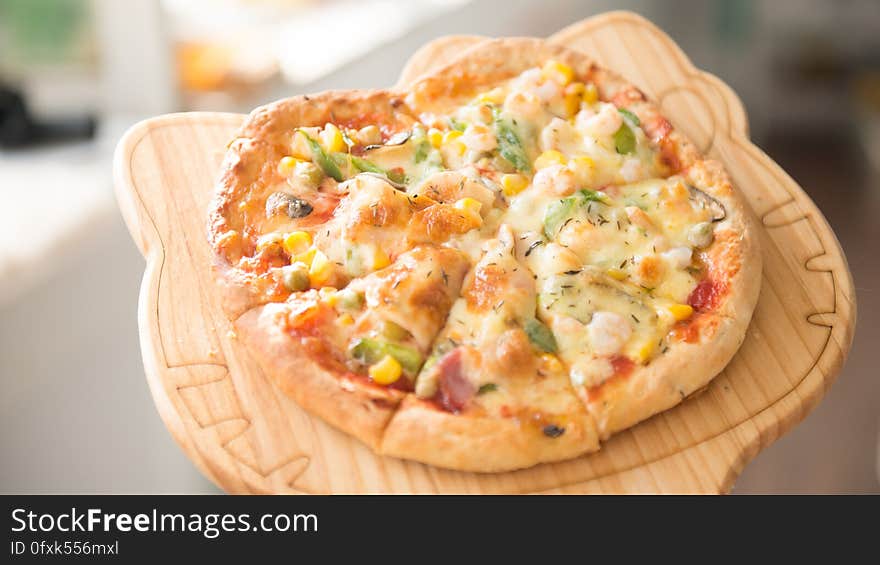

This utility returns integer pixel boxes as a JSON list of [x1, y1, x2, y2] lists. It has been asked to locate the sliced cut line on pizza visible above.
[[209, 37, 761, 472]]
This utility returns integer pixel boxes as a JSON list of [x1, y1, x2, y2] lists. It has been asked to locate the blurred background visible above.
[[1, 0, 877, 493]]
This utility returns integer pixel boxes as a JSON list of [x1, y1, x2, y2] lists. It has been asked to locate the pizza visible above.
[[207, 38, 761, 472]]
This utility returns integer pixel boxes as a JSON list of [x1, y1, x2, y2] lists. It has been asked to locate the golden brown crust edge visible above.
[[395, 35, 490, 89], [380, 397, 600, 473]]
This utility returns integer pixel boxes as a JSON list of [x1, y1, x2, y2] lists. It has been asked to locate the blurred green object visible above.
[[713, 0, 753, 46], [0, 0, 93, 67]]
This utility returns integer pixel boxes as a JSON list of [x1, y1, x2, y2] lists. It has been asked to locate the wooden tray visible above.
[[113, 11, 855, 493]]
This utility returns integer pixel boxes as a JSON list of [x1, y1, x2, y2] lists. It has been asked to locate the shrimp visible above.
[[580, 103, 623, 138], [532, 164, 577, 196], [587, 311, 632, 356]]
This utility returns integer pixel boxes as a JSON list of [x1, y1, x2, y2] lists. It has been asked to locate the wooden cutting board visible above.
[[113, 11, 855, 493]]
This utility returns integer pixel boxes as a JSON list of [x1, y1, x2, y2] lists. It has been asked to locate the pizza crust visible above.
[[235, 303, 405, 450], [395, 35, 490, 89], [380, 396, 599, 472]]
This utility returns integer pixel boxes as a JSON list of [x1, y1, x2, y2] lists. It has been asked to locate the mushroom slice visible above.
[[688, 184, 726, 222], [362, 130, 412, 152]]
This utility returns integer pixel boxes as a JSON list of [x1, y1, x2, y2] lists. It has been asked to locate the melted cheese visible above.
[[253, 60, 723, 398]]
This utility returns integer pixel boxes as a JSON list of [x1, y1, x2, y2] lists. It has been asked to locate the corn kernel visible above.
[[540, 353, 564, 374], [569, 155, 596, 183], [636, 339, 656, 363], [309, 250, 333, 286], [282, 231, 313, 256], [320, 123, 345, 153], [292, 247, 316, 267], [342, 128, 358, 144], [290, 131, 313, 160], [563, 82, 585, 116], [477, 87, 505, 104], [563, 94, 581, 117], [606, 268, 628, 281], [534, 150, 567, 170], [454, 197, 483, 215], [427, 128, 443, 148], [369, 354, 402, 385], [371, 248, 391, 270], [357, 125, 381, 145], [277, 156, 300, 176], [583, 83, 599, 105], [501, 173, 529, 197], [442, 130, 466, 156], [338, 313, 355, 326], [454, 197, 483, 225], [442, 130, 463, 144], [668, 303, 694, 321], [566, 82, 585, 96], [542, 59, 574, 85]]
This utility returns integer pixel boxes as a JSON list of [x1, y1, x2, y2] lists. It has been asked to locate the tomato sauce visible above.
[[585, 356, 635, 403], [687, 278, 727, 312], [672, 319, 701, 343], [285, 302, 333, 337], [610, 355, 635, 379], [643, 116, 673, 143], [658, 137, 682, 173]]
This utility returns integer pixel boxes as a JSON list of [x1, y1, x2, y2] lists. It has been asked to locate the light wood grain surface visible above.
[[112, 11, 855, 494]]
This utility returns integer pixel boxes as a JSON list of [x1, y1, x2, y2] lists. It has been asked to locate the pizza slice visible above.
[[236, 244, 468, 449], [517, 161, 758, 437], [381, 225, 598, 471]]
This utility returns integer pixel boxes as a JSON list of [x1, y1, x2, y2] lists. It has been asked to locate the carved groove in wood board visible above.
[[124, 121, 314, 493]]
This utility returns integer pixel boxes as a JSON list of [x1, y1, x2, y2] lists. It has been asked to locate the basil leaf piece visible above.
[[542, 189, 609, 239], [613, 122, 637, 155], [613, 108, 640, 155], [298, 130, 344, 181], [344, 154, 409, 187], [578, 188, 608, 204], [383, 343, 424, 374], [492, 107, 531, 173], [477, 383, 498, 395], [543, 198, 575, 239], [524, 318, 558, 353], [349, 155, 385, 175], [618, 107, 640, 127], [449, 117, 467, 132], [349, 338, 423, 375], [413, 139, 430, 163], [350, 338, 385, 365]]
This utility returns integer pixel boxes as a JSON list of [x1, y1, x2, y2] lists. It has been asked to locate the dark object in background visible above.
[[0, 84, 96, 149]]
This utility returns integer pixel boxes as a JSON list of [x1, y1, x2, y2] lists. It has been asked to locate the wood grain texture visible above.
[[113, 11, 855, 494]]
